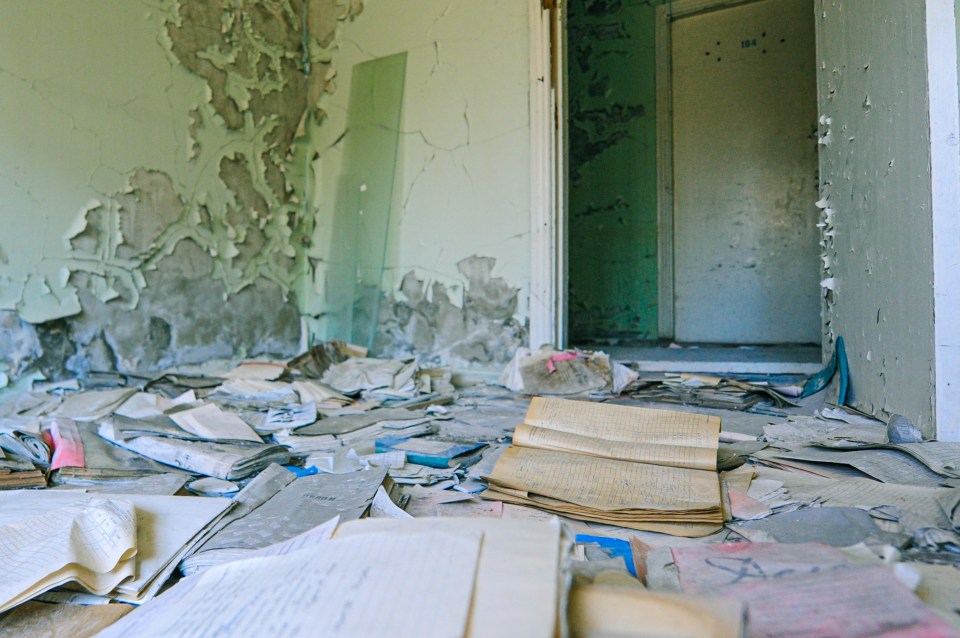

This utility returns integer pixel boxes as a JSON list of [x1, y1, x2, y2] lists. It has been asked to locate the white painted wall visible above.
[[929, 0, 960, 441], [307, 0, 532, 327], [0, 2, 216, 322], [817, 0, 960, 439]]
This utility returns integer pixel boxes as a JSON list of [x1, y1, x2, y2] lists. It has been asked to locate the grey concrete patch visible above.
[[61, 239, 301, 375], [375, 256, 527, 368], [0, 311, 42, 379]]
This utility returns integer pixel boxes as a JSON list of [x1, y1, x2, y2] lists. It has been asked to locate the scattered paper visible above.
[[168, 403, 262, 443], [99, 530, 483, 638]]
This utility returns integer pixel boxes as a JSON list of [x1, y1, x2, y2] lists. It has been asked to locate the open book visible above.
[[483, 397, 724, 537]]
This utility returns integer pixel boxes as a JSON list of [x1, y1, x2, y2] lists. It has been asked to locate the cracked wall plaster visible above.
[[568, 0, 661, 341], [375, 256, 527, 367], [0, 311, 41, 381], [0, 0, 533, 378], [0, 1, 361, 379], [305, 0, 532, 359]]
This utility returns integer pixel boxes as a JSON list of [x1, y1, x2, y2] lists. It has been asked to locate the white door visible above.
[[671, 0, 820, 344]]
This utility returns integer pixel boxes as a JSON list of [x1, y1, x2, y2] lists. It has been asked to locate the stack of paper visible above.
[[49, 421, 187, 490], [0, 490, 234, 604], [483, 397, 724, 537], [194, 468, 388, 558], [0, 467, 46, 489], [275, 408, 439, 455], [98, 421, 290, 481], [0, 497, 137, 612]]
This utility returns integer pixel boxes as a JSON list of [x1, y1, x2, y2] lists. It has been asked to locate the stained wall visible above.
[[568, 0, 660, 342], [0, 0, 533, 381], [816, 0, 939, 435]]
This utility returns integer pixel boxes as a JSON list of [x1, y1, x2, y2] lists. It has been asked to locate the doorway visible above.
[[660, 0, 820, 344], [564, 0, 821, 365]]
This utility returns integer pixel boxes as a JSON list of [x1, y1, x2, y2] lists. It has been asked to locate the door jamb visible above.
[[529, 0, 568, 349]]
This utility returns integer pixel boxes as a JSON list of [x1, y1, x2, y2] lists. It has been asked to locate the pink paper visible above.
[[546, 352, 579, 373], [725, 566, 958, 638], [41, 417, 86, 470], [671, 542, 849, 592]]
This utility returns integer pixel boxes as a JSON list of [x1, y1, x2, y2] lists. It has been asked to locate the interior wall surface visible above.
[[305, 0, 532, 367], [567, 0, 661, 343], [817, 0, 938, 435], [0, 1, 364, 381]]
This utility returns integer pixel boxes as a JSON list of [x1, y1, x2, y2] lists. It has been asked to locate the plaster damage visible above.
[[375, 256, 526, 367], [305, 0, 532, 365], [1, 0, 531, 378], [0, 1, 361, 378], [816, 0, 937, 436]]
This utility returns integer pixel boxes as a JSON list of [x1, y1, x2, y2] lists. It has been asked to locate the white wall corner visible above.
[[926, 0, 960, 440]]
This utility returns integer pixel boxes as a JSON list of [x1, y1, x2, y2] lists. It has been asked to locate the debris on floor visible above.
[[0, 341, 958, 637]]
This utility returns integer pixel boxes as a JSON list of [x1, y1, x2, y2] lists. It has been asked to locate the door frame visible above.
[[528, 0, 568, 349], [655, 0, 769, 339], [530, 0, 960, 439]]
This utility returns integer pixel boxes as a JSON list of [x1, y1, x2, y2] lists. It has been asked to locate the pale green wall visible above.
[[568, 0, 661, 342], [0, 1, 356, 374], [306, 0, 532, 365], [0, 0, 533, 375]]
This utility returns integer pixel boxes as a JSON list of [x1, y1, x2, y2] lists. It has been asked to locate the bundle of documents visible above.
[[0, 490, 234, 605], [98, 421, 290, 481], [0, 496, 137, 613], [0, 418, 49, 465], [0, 449, 44, 491], [0, 468, 47, 490], [631, 374, 798, 411], [275, 408, 439, 456], [483, 397, 724, 537], [47, 421, 187, 490]]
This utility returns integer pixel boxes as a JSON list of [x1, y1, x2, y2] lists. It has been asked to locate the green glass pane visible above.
[[326, 52, 407, 349]]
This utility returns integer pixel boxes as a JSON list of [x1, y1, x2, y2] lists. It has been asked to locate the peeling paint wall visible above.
[[817, 0, 937, 435], [0, 0, 532, 378], [375, 256, 526, 368], [305, 0, 532, 366], [0, 1, 360, 379], [568, 0, 660, 342]]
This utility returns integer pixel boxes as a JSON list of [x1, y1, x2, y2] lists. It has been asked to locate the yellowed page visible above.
[[524, 396, 720, 450], [513, 422, 716, 471], [485, 490, 722, 537], [569, 585, 744, 638], [487, 446, 721, 514]]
